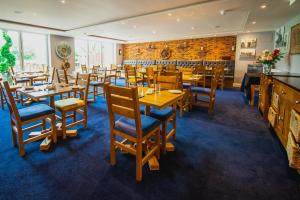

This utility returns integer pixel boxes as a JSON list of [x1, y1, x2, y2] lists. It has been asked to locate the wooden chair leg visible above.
[[73, 111, 76, 122], [93, 86, 97, 102], [51, 115, 57, 143], [156, 130, 160, 159], [110, 131, 116, 166], [42, 119, 46, 130], [17, 130, 25, 157], [11, 121, 17, 146], [136, 142, 143, 181], [0, 88, 4, 110], [84, 107, 87, 128], [61, 112, 67, 139], [179, 99, 183, 117], [161, 121, 167, 153], [172, 114, 177, 140]]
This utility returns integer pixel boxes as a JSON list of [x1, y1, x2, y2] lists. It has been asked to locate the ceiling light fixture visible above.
[[168, 13, 172, 16], [260, 4, 267, 9], [252, 21, 256, 24], [176, 18, 180, 22], [152, 30, 156, 34], [220, 10, 226, 15], [60, 0, 66, 4], [191, 26, 195, 30], [121, 21, 126, 25], [133, 25, 137, 29]]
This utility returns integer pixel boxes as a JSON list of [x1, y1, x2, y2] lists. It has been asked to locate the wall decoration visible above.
[[240, 49, 256, 59], [240, 38, 257, 48], [118, 49, 122, 55], [198, 46, 209, 58], [275, 26, 287, 48], [161, 47, 171, 59], [290, 23, 300, 54], [147, 43, 156, 52], [135, 48, 142, 56], [177, 41, 189, 53], [56, 42, 72, 59]]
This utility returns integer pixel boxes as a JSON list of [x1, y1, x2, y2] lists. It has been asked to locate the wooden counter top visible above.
[[273, 76, 300, 92]]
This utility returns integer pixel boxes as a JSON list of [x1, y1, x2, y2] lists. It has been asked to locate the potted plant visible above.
[[0, 31, 16, 84], [257, 48, 284, 74]]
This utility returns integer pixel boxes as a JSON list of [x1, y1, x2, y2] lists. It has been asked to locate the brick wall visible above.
[[123, 36, 236, 60]]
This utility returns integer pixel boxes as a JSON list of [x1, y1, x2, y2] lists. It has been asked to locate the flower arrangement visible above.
[[258, 48, 284, 66]]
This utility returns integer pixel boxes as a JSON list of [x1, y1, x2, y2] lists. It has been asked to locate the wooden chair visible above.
[[152, 74, 179, 152], [10, 67, 31, 86], [146, 66, 155, 87], [165, 64, 177, 72], [1, 81, 57, 156], [81, 64, 88, 74], [89, 69, 109, 102], [54, 73, 90, 139], [217, 65, 225, 90], [33, 65, 49, 84], [194, 65, 206, 88], [125, 65, 143, 87], [190, 68, 221, 113], [56, 69, 69, 84], [104, 83, 161, 181], [179, 67, 193, 75]]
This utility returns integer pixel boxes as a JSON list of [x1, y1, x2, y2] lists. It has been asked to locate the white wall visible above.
[[234, 31, 274, 84], [49, 34, 75, 73], [275, 13, 300, 73]]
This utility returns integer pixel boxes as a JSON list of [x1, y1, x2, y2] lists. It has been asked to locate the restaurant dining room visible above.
[[1, 0, 300, 199]]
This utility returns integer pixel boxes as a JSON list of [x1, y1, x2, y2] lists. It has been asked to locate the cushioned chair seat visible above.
[[183, 82, 192, 89], [90, 81, 104, 86], [191, 87, 211, 94], [19, 104, 55, 122], [128, 78, 143, 83], [33, 82, 48, 86], [115, 115, 160, 137], [150, 107, 174, 121], [55, 98, 85, 111]]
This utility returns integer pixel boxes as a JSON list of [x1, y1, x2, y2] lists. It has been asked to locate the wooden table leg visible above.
[[144, 105, 151, 115], [49, 96, 55, 108]]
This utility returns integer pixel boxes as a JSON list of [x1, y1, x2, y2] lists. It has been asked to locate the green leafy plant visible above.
[[0, 31, 16, 73]]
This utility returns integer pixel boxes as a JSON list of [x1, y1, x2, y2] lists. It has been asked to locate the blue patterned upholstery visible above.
[[150, 107, 174, 121], [16, 78, 30, 83], [183, 82, 192, 88], [115, 115, 160, 137], [90, 81, 104, 86], [19, 104, 55, 122], [136, 60, 155, 67], [191, 87, 211, 94]]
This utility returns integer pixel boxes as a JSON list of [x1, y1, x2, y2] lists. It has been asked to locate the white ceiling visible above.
[[0, 0, 299, 43]]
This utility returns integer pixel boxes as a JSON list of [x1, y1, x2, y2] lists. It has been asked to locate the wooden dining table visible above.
[[15, 72, 48, 85], [182, 74, 202, 84], [17, 84, 85, 108]]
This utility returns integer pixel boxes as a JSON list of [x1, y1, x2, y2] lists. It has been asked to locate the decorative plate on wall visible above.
[[291, 23, 300, 54], [56, 42, 72, 59], [161, 47, 171, 59]]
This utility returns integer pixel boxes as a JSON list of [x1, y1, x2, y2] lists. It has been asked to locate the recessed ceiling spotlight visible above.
[[191, 26, 195, 30], [176, 18, 180, 22], [60, 0, 66, 4], [252, 21, 256, 25], [168, 13, 172, 16], [220, 10, 226, 15], [152, 30, 156, 34], [133, 25, 137, 29], [14, 10, 22, 14], [247, 30, 251, 33], [214, 34, 217, 36], [260, 4, 267, 9], [121, 21, 126, 25]]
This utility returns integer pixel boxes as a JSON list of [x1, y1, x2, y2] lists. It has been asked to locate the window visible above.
[[22, 32, 48, 70], [88, 41, 101, 67], [75, 39, 116, 70], [75, 39, 88, 70], [0, 30, 21, 71]]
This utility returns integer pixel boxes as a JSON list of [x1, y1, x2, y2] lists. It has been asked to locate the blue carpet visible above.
[[0, 82, 300, 200]]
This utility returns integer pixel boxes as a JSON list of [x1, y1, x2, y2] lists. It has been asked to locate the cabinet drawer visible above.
[[268, 107, 277, 127], [290, 109, 300, 142], [286, 132, 300, 170]]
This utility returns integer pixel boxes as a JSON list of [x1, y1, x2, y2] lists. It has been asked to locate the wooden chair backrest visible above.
[[154, 75, 178, 90], [125, 65, 138, 79], [146, 67, 154, 77], [194, 65, 206, 75], [1, 81, 21, 123], [179, 67, 193, 75], [160, 71, 183, 90], [75, 73, 91, 104], [165, 64, 177, 72], [56, 69, 68, 84], [92, 65, 101, 74], [81, 65, 88, 74], [210, 68, 221, 98], [157, 64, 164, 72], [104, 83, 142, 138]]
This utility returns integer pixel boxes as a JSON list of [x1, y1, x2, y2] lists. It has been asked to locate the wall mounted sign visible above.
[[290, 23, 300, 54], [56, 42, 72, 59], [161, 47, 171, 59]]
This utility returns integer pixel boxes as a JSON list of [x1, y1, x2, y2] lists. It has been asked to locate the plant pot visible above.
[[263, 64, 272, 74]]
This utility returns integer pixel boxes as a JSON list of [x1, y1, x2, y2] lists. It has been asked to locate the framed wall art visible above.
[[290, 23, 300, 54]]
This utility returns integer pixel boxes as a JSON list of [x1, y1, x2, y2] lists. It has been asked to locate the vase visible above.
[[263, 64, 272, 74], [0, 72, 13, 85]]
